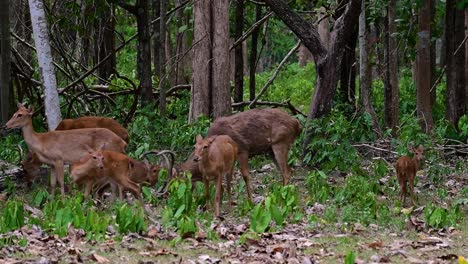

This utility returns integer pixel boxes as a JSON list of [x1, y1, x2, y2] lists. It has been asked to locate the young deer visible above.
[[6, 103, 127, 196], [395, 145, 424, 206], [193, 135, 238, 217], [70, 148, 144, 203]]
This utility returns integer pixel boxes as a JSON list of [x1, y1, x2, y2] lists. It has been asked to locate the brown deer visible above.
[[70, 148, 143, 203], [395, 144, 424, 206], [5, 103, 127, 196], [56, 116, 129, 143], [193, 135, 238, 217], [175, 108, 301, 201], [21, 115, 129, 184]]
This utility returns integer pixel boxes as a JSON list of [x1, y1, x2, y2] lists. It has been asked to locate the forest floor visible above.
[[0, 158, 467, 264]]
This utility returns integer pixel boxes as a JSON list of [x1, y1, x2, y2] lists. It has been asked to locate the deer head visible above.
[[193, 135, 217, 162], [6, 103, 33, 129]]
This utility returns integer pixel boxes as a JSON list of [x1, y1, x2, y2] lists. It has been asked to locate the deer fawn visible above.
[[6, 103, 127, 196], [395, 144, 424, 206], [175, 108, 301, 202], [193, 135, 238, 217]]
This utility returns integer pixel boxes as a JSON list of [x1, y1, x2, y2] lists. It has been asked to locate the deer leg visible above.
[[238, 152, 252, 202], [50, 165, 57, 196], [409, 176, 415, 206], [54, 161, 65, 196], [399, 180, 407, 206], [272, 143, 292, 185], [226, 167, 234, 209], [84, 180, 93, 199], [214, 175, 222, 217], [202, 175, 211, 210]]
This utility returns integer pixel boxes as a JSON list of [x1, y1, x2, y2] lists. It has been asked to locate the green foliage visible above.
[[115, 203, 146, 234], [250, 185, 301, 233], [306, 171, 331, 203], [1, 201, 25, 233], [424, 203, 462, 229], [345, 251, 356, 264]]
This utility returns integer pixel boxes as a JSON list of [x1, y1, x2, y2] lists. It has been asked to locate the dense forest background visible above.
[[0, 0, 467, 263]]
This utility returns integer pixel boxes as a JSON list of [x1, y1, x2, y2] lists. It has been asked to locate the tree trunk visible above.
[[152, 0, 161, 87], [28, 0, 61, 130], [0, 0, 12, 125], [445, 0, 466, 127], [190, 0, 211, 122], [174, 0, 187, 85], [299, 6, 330, 67], [159, 0, 167, 116], [338, 25, 357, 107], [249, 5, 262, 102], [234, 0, 244, 104], [416, 0, 433, 133], [430, 0, 436, 107], [211, 0, 231, 118], [359, 0, 381, 138], [97, 3, 115, 83], [384, 0, 399, 132], [135, 0, 153, 105], [465, 9, 468, 108]]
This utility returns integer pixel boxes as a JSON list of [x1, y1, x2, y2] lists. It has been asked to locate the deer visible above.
[[21, 115, 129, 184], [56, 116, 129, 143], [5, 103, 127, 196], [174, 108, 301, 202], [395, 144, 424, 206], [193, 134, 238, 217]]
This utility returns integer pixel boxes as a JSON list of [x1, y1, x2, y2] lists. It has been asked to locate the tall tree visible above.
[[416, 0, 433, 132], [190, 0, 211, 122], [249, 5, 262, 102], [384, 0, 399, 132], [359, 0, 381, 137], [262, 0, 361, 153], [117, 0, 153, 104], [234, 0, 244, 104], [96, 2, 116, 83], [190, 0, 231, 121], [445, 0, 466, 127], [28, 0, 61, 130], [0, 0, 12, 125], [159, 0, 167, 116]]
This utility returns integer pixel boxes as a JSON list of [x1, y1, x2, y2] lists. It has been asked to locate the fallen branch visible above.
[[232, 99, 306, 117], [230, 11, 273, 51]]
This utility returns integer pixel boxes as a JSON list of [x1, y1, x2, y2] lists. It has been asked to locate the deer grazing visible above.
[[21, 115, 130, 184], [175, 108, 301, 201], [193, 135, 238, 217], [6, 103, 127, 196], [395, 144, 424, 206], [56, 116, 129, 143]]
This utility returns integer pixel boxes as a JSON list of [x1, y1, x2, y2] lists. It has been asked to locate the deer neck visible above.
[[21, 119, 40, 151], [412, 156, 421, 169]]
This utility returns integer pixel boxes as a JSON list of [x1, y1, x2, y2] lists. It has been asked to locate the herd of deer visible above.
[[5, 103, 424, 217]]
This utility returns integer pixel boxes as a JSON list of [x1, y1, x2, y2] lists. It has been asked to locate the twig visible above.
[[249, 41, 301, 108], [352, 143, 398, 155], [233, 99, 306, 117], [230, 11, 273, 51]]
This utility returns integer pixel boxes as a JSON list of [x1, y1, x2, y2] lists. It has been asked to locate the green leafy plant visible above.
[[424, 203, 461, 228], [1, 201, 25, 233], [115, 203, 146, 234]]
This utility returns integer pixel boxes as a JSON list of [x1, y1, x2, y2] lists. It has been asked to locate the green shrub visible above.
[[115, 203, 146, 234], [1, 201, 25, 233]]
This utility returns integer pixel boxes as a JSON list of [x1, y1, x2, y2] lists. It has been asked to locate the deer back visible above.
[[56, 116, 129, 143]]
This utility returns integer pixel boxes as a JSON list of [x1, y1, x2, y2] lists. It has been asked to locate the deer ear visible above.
[[196, 134, 203, 142], [417, 145, 423, 151], [99, 143, 106, 151], [207, 136, 217, 144], [84, 144, 95, 153], [129, 160, 135, 169], [27, 106, 34, 114], [17, 102, 25, 109]]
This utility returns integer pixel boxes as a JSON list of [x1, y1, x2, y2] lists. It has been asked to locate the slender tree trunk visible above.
[[174, 0, 187, 85], [384, 0, 399, 132], [97, 3, 115, 83], [416, 0, 433, 132], [249, 5, 261, 102], [234, 0, 244, 104], [211, 0, 231, 118], [445, 0, 465, 127], [134, 0, 153, 104], [159, 0, 167, 116], [430, 0, 436, 107], [359, 0, 381, 137], [152, 0, 161, 86], [1, 0, 12, 124], [190, 0, 211, 122], [28, 0, 61, 130], [338, 25, 357, 107], [465, 9, 468, 107]]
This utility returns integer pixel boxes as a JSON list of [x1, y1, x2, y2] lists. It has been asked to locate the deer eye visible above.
[[17, 114, 23, 117], [93, 156, 97, 159], [203, 145, 208, 149]]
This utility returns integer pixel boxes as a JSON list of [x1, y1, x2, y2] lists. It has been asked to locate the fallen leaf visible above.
[[147, 225, 158, 238], [366, 240, 384, 249], [91, 253, 110, 263]]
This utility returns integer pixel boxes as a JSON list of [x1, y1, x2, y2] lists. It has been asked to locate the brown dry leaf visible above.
[[366, 240, 384, 249], [91, 253, 110, 263], [147, 225, 159, 238]]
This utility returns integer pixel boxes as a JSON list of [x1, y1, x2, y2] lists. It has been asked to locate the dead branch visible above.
[[230, 11, 273, 51], [232, 99, 306, 117]]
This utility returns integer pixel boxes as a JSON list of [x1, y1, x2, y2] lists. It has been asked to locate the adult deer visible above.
[[6, 103, 127, 196], [175, 108, 301, 201]]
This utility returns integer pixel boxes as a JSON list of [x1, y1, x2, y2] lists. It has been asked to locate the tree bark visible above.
[[0, 0, 12, 125], [28, 0, 61, 130], [234, 0, 244, 104], [249, 5, 262, 102], [159, 0, 167, 116], [416, 0, 433, 133], [263, 0, 361, 154], [384, 0, 399, 132], [152, 0, 161, 86], [338, 25, 357, 107], [190, 0, 211, 122], [96, 3, 116, 83], [174, 0, 187, 85], [445, 0, 466, 127], [359, 0, 381, 138], [211, 0, 231, 118]]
